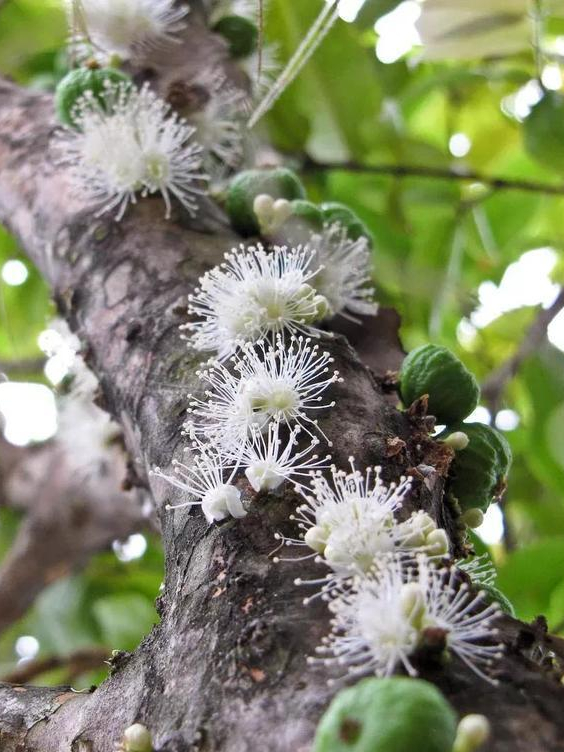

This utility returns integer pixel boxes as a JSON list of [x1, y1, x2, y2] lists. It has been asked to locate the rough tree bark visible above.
[[1, 6, 564, 751]]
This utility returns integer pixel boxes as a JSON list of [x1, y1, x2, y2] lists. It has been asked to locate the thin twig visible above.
[[2, 647, 109, 684], [0, 356, 46, 375], [303, 158, 564, 197], [482, 288, 564, 412]]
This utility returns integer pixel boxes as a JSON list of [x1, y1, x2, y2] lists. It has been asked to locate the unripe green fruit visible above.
[[313, 677, 457, 752], [226, 168, 306, 236], [55, 66, 131, 128], [320, 202, 372, 244], [443, 422, 512, 513], [291, 199, 324, 229], [277, 200, 325, 244], [400, 344, 480, 425], [213, 15, 258, 58]]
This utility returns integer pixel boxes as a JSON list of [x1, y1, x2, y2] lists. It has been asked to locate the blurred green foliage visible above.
[[2, 0, 564, 686]]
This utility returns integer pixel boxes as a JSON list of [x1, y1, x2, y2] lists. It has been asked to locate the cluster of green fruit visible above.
[[314, 677, 490, 752], [400, 344, 512, 527], [226, 166, 372, 243]]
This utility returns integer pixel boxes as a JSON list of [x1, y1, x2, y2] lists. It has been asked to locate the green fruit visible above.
[[400, 344, 480, 425], [480, 583, 515, 617], [280, 199, 325, 243], [524, 92, 564, 174], [444, 422, 512, 513], [291, 200, 324, 229], [313, 677, 457, 752], [226, 168, 306, 236], [55, 66, 131, 128], [213, 15, 258, 58], [320, 202, 372, 244]]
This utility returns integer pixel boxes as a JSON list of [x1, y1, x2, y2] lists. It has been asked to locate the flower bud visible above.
[[122, 723, 152, 752], [462, 507, 484, 529], [425, 528, 449, 556], [453, 714, 491, 752], [400, 582, 426, 629], [444, 431, 470, 451], [272, 198, 293, 225], [304, 525, 328, 554]]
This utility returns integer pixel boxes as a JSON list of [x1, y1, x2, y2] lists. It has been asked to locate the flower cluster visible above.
[[59, 82, 208, 220], [65, 0, 188, 60], [310, 224, 378, 320], [186, 335, 341, 446], [183, 244, 330, 359], [154, 313, 340, 520], [275, 459, 448, 580], [313, 555, 503, 683], [273, 457, 502, 682]]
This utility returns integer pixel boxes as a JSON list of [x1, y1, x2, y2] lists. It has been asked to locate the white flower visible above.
[[238, 421, 331, 492], [277, 460, 421, 576], [312, 556, 421, 679], [187, 73, 249, 174], [315, 554, 502, 682], [184, 245, 330, 359], [309, 224, 378, 319], [60, 82, 208, 220], [66, 0, 188, 59], [416, 0, 530, 61], [185, 335, 341, 446], [414, 556, 503, 682], [151, 440, 246, 524]]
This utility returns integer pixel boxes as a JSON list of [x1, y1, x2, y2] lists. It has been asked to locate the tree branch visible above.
[[2, 647, 110, 685], [303, 157, 564, 197], [1, 22, 564, 751], [0, 357, 46, 377], [482, 288, 564, 411], [0, 434, 149, 635]]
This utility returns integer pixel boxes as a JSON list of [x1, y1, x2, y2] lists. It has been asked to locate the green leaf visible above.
[[92, 593, 158, 651], [265, 1, 383, 160], [497, 537, 564, 622], [524, 92, 564, 174]]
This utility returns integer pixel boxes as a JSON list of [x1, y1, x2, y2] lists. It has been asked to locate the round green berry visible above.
[[320, 202, 372, 244], [313, 677, 458, 752], [279, 199, 325, 243], [291, 199, 324, 229], [213, 15, 258, 58], [443, 422, 512, 513], [55, 66, 131, 128], [400, 344, 480, 425], [226, 168, 306, 236]]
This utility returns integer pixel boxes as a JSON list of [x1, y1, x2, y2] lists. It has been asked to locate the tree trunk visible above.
[[1, 9, 564, 751]]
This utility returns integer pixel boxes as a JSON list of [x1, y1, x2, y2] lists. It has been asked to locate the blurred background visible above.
[[2, 0, 564, 687]]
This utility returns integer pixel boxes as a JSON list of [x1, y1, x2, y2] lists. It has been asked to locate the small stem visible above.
[[302, 157, 564, 197]]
